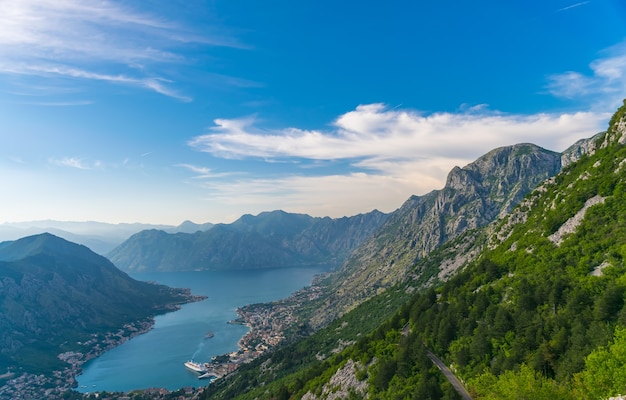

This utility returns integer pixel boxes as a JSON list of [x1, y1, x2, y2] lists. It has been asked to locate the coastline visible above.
[[0, 290, 206, 400], [2, 269, 327, 399], [202, 280, 326, 380]]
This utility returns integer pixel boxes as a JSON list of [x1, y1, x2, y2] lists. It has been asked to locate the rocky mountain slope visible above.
[[201, 102, 626, 400], [108, 140, 599, 277], [0, 233, 195, 374], [308, 142, 570, 327], [108, 210, 388, 272]]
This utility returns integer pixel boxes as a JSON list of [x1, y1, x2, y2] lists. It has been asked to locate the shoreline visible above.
[[201, 280, 326, 379], [0, 290, 205, 400], [2, 271, 326, 399]]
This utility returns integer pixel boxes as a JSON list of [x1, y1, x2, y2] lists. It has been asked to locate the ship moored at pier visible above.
[[183, 360, 207, 374]]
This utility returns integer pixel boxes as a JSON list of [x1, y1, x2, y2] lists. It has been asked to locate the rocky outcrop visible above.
[[548, 195, 606, 246], [603, 102, 626, 147], [301, 360, 369, 400], [561, 133, 602, 167]]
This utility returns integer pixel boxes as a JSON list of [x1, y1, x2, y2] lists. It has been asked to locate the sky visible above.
[[1, 0, 625, 225]]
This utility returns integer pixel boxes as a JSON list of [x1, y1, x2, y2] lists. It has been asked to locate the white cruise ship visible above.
[[184, 360, 207, 374]]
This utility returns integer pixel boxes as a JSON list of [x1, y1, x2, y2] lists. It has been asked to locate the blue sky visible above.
[[1, 0, 625, 224]]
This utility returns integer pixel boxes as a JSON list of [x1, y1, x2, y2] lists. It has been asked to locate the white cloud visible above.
[[190, 104, 607, 171], [176, 163, 237, 179], [185, 104, 609, 217], [0, 0, 239, 100], [547, 42, 626, 108], [49, 157, 101, 170]]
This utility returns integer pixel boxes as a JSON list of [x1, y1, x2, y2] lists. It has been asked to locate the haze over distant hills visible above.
[[0, 220, 214, 255], [107, 134, 599, 276], [108, 210, 389, 272]]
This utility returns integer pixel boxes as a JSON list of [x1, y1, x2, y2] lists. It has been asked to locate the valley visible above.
[[1, 102, 625, 399]]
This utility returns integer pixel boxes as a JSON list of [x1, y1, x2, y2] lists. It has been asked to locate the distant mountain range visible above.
[[105, 137, 599, 276], [108, 210, 389, 272], [0, 220, 214, 255], [0, 233, 196, 375]]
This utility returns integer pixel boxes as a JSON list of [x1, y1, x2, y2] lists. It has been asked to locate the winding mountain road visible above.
[[426, 350, 473, 400]]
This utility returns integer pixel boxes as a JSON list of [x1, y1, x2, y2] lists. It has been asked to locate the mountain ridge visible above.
[[108, 209, 389, 272], [307, 142, 569, 327], [200, 101, 626, 400], [0, 233, 197, 377]]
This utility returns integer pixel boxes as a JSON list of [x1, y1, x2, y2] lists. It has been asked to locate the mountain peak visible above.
[[0, 232, 92, 262], [311, 141, 563, 328]]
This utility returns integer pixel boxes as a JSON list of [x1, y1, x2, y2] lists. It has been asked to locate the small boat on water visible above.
[[184, 360, 207, 374], [204, 331, 214, 339]]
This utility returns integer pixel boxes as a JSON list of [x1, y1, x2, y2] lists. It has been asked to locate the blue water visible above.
[[76, 266, 329, 392]]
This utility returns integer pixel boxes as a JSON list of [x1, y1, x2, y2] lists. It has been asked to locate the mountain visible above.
[[308, 142, 567, 327], [108, 143, 594, 276], [200, 101, 626, 399], [166, 220, 214, 234], [0, 233, 195, 375], [0, 220, 214, 255], [0, 221, 172, 255], [108, 210, 389, 272]]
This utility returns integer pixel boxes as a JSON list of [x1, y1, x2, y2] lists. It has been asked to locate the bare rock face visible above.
[[617, 118, 626, 144], [548, 195, 606, 246], [301, 360, 368, 400], [561, 133, 602, 167], [608, 112, 626, 146], [312, 143, 563, 327]]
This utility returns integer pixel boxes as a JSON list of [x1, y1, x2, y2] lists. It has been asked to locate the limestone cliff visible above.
[[311, 143, 564, 326]]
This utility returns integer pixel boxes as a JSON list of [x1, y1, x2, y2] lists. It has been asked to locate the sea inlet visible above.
[[76, 266, 331, 392]]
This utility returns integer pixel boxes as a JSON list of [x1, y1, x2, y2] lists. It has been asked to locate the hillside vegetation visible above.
[[307, 143, 568, 329], [202, 102, 626, 399], [0, 234, 195, 374]]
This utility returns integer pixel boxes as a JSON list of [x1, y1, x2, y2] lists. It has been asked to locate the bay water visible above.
[[75, 266, 330, 392]]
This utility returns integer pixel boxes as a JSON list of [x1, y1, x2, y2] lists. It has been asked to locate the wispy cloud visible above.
[[0, 0, 241, 100], [547, 41, 626, 108], [49, 157, 101, 170], [4, 64, 193, 102], [185, 104, 608, 216], [189, 104, 606, 171], [176, 163, 238, 179]]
